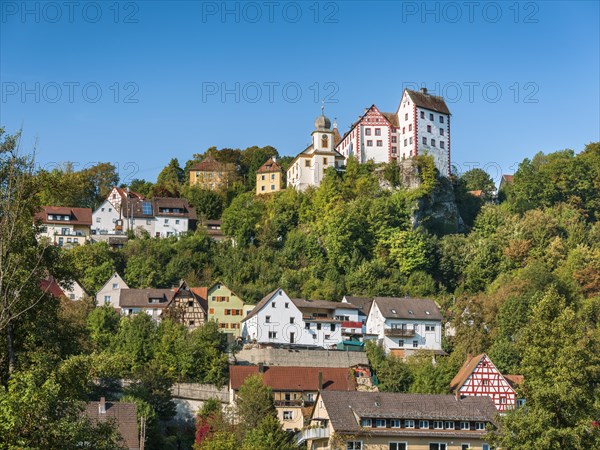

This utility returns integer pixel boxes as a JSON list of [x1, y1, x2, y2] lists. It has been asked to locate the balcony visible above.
[[274, 399, 303, 407], [295, 427, 330, 444], [384, 328, 416, 337]]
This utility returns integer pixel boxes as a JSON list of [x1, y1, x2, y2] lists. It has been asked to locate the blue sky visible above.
[[1, 1, 599, 185]]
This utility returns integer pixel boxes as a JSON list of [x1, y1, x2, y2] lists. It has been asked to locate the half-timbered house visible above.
[[165, 280, 208, 330], [450, 353, 522, 412]]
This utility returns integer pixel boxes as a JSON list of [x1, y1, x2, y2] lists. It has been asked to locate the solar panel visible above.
[[142, 202, 153, 215]]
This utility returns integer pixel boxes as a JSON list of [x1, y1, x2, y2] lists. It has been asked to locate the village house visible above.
[[205, 282, 252, 337], [85, 398, 140, 450], [35, 206, 92, 247], [301, 390, 496, 450], [366, 297, 443, 356], [92, 187, 196, 237], [95, 272, 129, 308], [165, 281, 208, 330], [188, 154, 236, 190], [450, 353, 524, 412], [119, 288, 173, 322], [242, 289, 362, 348], [229, 364, 357, 431], [256, 157, 285, 195], [40, 277, 89, 301], [287, 110, 345, 191]]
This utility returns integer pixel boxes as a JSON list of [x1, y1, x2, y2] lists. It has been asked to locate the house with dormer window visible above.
[[366, 297, 443, 356], [300, 391, 496, 450], [35, 206, 92, 247], [242, 289, 361, 348]]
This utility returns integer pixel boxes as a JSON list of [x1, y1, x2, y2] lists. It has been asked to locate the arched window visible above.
[[321, 134, 329, 148]]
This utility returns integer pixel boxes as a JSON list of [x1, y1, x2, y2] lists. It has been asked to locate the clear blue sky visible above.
[[2, 1, 599, 184]]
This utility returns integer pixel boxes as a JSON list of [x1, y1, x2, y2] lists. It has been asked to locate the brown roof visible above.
[[114, 186, 144, 200], [372, 297, 443, 321], [189, 155, 235, 172], [256, 157, 283, 174], [504, 374, 524, 388], [122, 197, 196, 220], [449, 354, 486, 392], [291, 298, 360, 311], [85, 400, 139, 450], [36, 206, 93, 226], [242, 289, 280, 321], [119, 289, 174, 308], [468, 190, 484, 198], [333, 127, 342, 146], [229, 365, 356, 392], [191, 287, 208, 300], [343, 296, 373, 316], [406, 89, 451, 115], [502, 174, 514, 183], [318, 391, 496, 435], [381, 112, 399, 128], [40, 278, 65, 298]]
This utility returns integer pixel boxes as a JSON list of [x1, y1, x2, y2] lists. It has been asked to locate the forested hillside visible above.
[[1, 124, 599, 449]]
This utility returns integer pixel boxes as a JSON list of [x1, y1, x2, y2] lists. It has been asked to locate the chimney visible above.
[[258, 362, 264, 374], [420, 87, 428, 95], [318, 371, 323, 391], [99, 397, 106, 414], [272, 156, 277, 162]]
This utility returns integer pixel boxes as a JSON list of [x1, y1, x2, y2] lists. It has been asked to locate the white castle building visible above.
[[336, 88, 451, 177]]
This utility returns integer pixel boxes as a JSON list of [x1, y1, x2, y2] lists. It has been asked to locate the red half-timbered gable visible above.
[[450, 354, 518, 412]]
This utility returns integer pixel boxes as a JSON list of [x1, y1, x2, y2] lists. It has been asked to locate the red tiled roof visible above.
[[229, 365, 356, 392], [191, 287, 208, 300], [40, 278, 65, 298], [256, 157, 283, 174], [35, 206, 93, 225]]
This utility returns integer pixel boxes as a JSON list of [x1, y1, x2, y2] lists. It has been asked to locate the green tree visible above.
[[242, 415, 298, 450], [87, 305, 121, 350], [460, 168, 495, 197], [184, 187, 224, 221], [156, 158, 184, 196], [221, 193, 264, 246], [128, 178, 154, 198], [386, 229, 434, 276], [235, 374, 276, 430]]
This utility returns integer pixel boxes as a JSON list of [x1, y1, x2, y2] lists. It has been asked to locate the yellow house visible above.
[[256, 157, 284, 195], [207, 282, 247, 337], [188, 155, 236, 190]]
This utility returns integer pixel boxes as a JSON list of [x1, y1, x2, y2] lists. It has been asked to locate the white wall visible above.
[[154, 216, 189, 237], [92, 199, 121, 235], [96, 273, 129, 308]]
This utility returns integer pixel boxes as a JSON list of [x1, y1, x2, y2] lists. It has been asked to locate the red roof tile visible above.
[[229, 365, 356, 392], [256, 157, 283, 174], [40, 278, 65, 298]]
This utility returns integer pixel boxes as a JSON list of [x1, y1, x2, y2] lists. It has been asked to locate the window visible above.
[[188, 300, 194, 307], [104, 295, 111, 304], [305, 323, 310, 329], [377, 140, 383, 146], [420, 111, 424, 119], [445, 421, 455, 429], [404, 420, 414, 428], [96, 217, 101, 223], [404, 139, 407, 146], [365, 128, 371, 136], [347, 442, 362, 450], [268, 331, 277, 339], [390, 419, 401, 428], [189, 320, 195, 326], [375, 419, 386, 428], [413, 340, 418, 348], [112, 283, 119, 289], [305, 160, 311, 167], [409, 137, 413, 144], [440, 141, 445, 149], [272, 302, 276, 308], [261, 175, 265, 180], [460, 421, 470, 430], [440, 116, 444, 123], [271, 185, 275, 190], [392, 146, 397, 153], [331, 324, 336, 332], [461, 445, 470, 450], [316, 323, 321, 330], [101, 208, 105, 212], [323, 157, 328, 165], [142, 202, 153, 215], [392, 136, 397, 143], [389, 444, 406, 450], [422, 137, 427, 145], [409, 124, 412, 131], [419, 420, 429, 429], [290, 317, 295, 324], [425, 325, 434, 331], [429, 445, 447, 450], [261, 186, 266, 191], [164, 219, 169, 224], [476, 422, 485, 430], [224, 309, 231, 315], [483, 445, 490, 450], [324, 334, 330, 340], [375, 128, 381, 136], [146, 219, 152, 225], [405, 113, 408, 120], [427, 125, 431, 132], [284, 302, 289, 308], [175, 219, 180, 225], [482, 379, 489, 386], [283, 411, 293, 420], [500, 396, 507, 404], [433, 421, 444, 429], [431, 139, 436, 147], [265, 316, 271, 323], [402, 127, 405, 133], [440, 128, 444, 136], [367, 140, 373, 146], [360, 418, 371, 427], [209, 308, 214, 314], [429, 113, 434, 120]]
